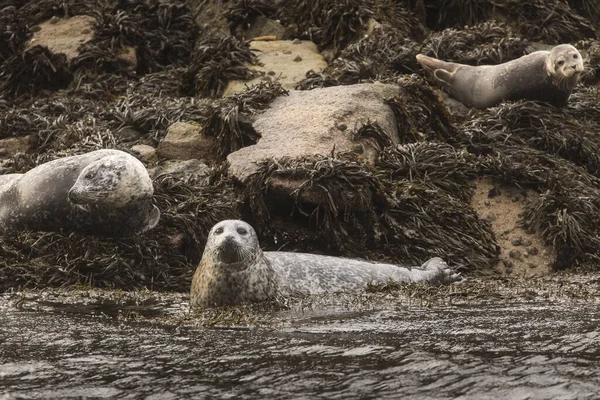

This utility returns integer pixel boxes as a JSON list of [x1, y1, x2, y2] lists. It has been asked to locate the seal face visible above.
[[190, 220, 277, 308], [416, 44, 584, 109], [190, 220, 460, 309], [0, 149, 159, 237]]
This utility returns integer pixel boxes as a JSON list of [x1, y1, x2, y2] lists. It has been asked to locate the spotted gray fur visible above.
[[416, 44, 584, 109], [190, 220, 461, 308], [0, 149, 159, 237]]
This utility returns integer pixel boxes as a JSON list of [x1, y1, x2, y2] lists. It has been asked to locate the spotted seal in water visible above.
[[0, 149, 160, 237], [190, 220, 460, 308], [416, 44, 584, 109]]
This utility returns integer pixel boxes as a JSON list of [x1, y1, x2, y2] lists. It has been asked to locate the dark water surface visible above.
[[1, 291, 600, 399]]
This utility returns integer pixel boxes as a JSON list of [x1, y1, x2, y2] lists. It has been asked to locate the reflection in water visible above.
[[1, 299, 600, 399]]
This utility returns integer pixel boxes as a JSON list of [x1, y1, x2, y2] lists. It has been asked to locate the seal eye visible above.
[[573, 54, 578, 59], [237, 227, 247, 235], [85, 171, 96, 179], [557, 60, 565, 66], [214, 227, 223, 235]]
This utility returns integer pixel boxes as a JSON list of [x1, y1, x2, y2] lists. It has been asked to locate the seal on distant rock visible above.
[[0, 149, 160, 237], [190, 220, 460, 308], [416, 44, 584, 109]]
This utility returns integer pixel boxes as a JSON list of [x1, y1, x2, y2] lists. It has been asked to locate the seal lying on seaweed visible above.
[[190, 220, 460, 308], [416, 44, 584, 108], [0, 149, 159, 237]]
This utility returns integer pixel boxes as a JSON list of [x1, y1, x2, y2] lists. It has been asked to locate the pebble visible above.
[[293, 55, 303, 62], [283, 50, 292, 54], [508, 250, 522, 260], [292, 38, 301, 44]]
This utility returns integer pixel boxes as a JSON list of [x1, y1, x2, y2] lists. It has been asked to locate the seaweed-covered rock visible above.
[[227, 82, 400, 182], [245, 151, 498, 271], [26, 15, 95, 61]]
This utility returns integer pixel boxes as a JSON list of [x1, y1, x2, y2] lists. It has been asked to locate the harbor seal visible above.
[[0, 149, 160, 237], [190, 220, 460, 308], [416, 44, 584, 109]]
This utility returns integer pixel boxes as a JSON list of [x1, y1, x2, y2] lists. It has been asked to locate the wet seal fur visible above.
[[190, 220, 460, 308], [416, 44, 584, 109], [0, 149, 160, 237]]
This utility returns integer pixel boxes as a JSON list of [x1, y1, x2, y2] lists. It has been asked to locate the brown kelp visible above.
[[419, 21, 530, 65], [421, 0, 597, 43], [461, 91, 600, 177], [180, 34, 258, 98]]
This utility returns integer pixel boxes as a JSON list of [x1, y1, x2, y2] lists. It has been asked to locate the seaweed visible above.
[[245, 151, 498, 271], [0, 45, 73, 99], [81, 0, 198, 74], [0, 6, 30, 63], [422, 0, 597, 44], [16, 0, 91, 25], [377, 142, 477, 201], [277, 0, 373, 52], [180, 34, 258, 98], [461, 93, 600, 177], [419, 21, 530, 65], [384, 75, 457, 143], [0, 169, 241, 292], [226, 0, 277, 34]]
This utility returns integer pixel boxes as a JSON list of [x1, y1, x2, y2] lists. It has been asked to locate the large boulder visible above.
[[223, 40, 327, 96], [227, 83, 400, 183]]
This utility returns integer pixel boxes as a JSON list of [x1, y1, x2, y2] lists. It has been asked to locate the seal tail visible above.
[[416, 54, 459, 88]]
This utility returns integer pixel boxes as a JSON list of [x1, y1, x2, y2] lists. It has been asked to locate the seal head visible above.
[[68, 154, 153, 207], [205, 219, 262, 271], [545, 44, 584, 90], [190, 220, 277, 308]]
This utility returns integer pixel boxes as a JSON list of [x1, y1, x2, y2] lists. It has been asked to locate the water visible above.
[[1, 282, 600, 399]]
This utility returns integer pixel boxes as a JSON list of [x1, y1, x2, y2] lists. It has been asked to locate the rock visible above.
[[151, 159, 210, 181], [27, 15, 136, 69], [223, 40, 327, 96], [227, 83, 400, 183], [157, 122, 217, 162], [27, 15, 96, 61], [117, 46, 138, 71], [0, 136, 32, 159], [242, 16, 287, 40], [131, 144, 156, 161]]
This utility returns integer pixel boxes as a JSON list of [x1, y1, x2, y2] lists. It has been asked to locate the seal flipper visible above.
[[416, 54, 461, 88]]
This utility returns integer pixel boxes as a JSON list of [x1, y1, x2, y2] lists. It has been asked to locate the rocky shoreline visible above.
[[1, 0, 600, 293]]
